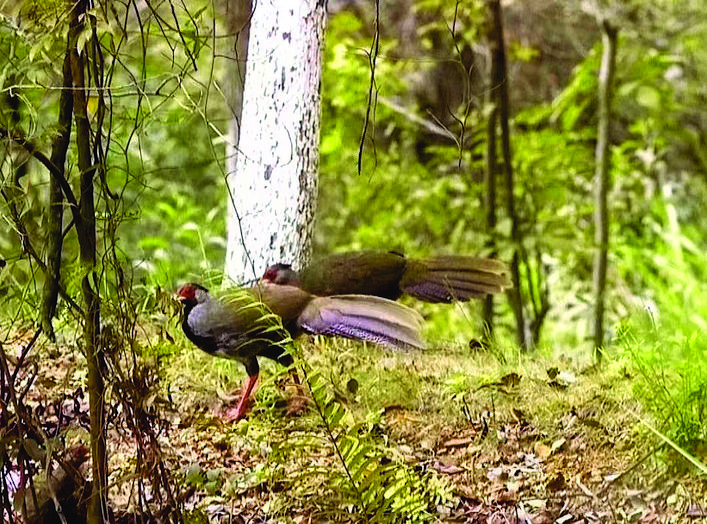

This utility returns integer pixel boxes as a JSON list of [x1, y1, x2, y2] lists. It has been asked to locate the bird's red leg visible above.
[[224, 374, 259, 421]]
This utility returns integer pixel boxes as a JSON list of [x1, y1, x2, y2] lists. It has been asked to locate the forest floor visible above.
[[8, 327, 707, 523]]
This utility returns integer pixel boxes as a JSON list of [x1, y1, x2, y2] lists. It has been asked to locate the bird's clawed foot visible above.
[[221, 396, 253, 422]]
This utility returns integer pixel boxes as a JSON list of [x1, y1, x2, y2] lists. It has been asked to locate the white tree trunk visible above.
[[225, 0, 325, 283]]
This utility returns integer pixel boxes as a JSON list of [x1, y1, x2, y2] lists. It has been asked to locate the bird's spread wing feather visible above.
[[297, 294, 424, 350]]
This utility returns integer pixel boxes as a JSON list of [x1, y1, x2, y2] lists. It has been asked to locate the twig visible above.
[[596, 443, 663, 496], [357, 0, 380, 176], [377, 97, 457, 142], [0, 128, 80, 212], [0, 189, 83, 316]]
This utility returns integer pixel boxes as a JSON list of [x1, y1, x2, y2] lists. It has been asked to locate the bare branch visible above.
[[357, 0, 381, 176]]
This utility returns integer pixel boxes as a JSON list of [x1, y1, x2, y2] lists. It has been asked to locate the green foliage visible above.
[[615, 199, 707, 454], [0, 0, 225, 304], [127, 180, 226, 286], [509, 41, 541, 63], [5, 0, 707, 512], [504, 15, 707, 351], [549, 43, 601, 131], [281, 366, 455, 522], [318, 9, 488, 253]]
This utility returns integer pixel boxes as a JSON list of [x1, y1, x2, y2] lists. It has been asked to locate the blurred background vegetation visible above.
[[2, 0, 707, 520]]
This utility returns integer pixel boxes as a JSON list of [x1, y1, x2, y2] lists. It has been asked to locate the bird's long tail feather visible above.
[[403, 256, 512, 303]]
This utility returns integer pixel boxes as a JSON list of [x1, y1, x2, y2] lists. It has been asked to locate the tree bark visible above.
[[225, 0, 325, 283], [40, 25, 74, 342], [223, 0, 252, 143], [69, 2, 107, 521], [482, 66, 498, 341], [487, 0, 527, 350], [592, 19, 618, 361]]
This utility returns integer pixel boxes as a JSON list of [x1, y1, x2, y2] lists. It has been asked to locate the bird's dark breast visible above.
[[183, 316, 270, 362], [181, 318, 220, 355], [300, 251, 406, 299]]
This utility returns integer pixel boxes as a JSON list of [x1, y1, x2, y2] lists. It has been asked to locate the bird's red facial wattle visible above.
[[177, 283, 207, 305], [262, 267, 278, 283], [177, 284, 195, 303], [262, 263, 297, 285]]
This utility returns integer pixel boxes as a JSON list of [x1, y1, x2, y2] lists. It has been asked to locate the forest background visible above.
[[1, 0, 707, 522]]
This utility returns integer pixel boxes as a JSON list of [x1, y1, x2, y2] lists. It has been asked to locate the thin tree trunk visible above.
[[40, 27, 74, 341], [224, 0, 251, 144], [482, 68, 498, 340], [225, 0, 325, 283], [487, 0, 527, 350], [69, 2, 107, 520], [592, 19, 618, 361], [525, 243, 550, 346], [4, 83, 28, 244]]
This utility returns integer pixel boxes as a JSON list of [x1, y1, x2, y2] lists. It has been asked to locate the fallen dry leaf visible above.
[[546, 472, 566, 492]]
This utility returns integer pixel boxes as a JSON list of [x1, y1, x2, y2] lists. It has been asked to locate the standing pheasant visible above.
[[177, 282, 423, 420]]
